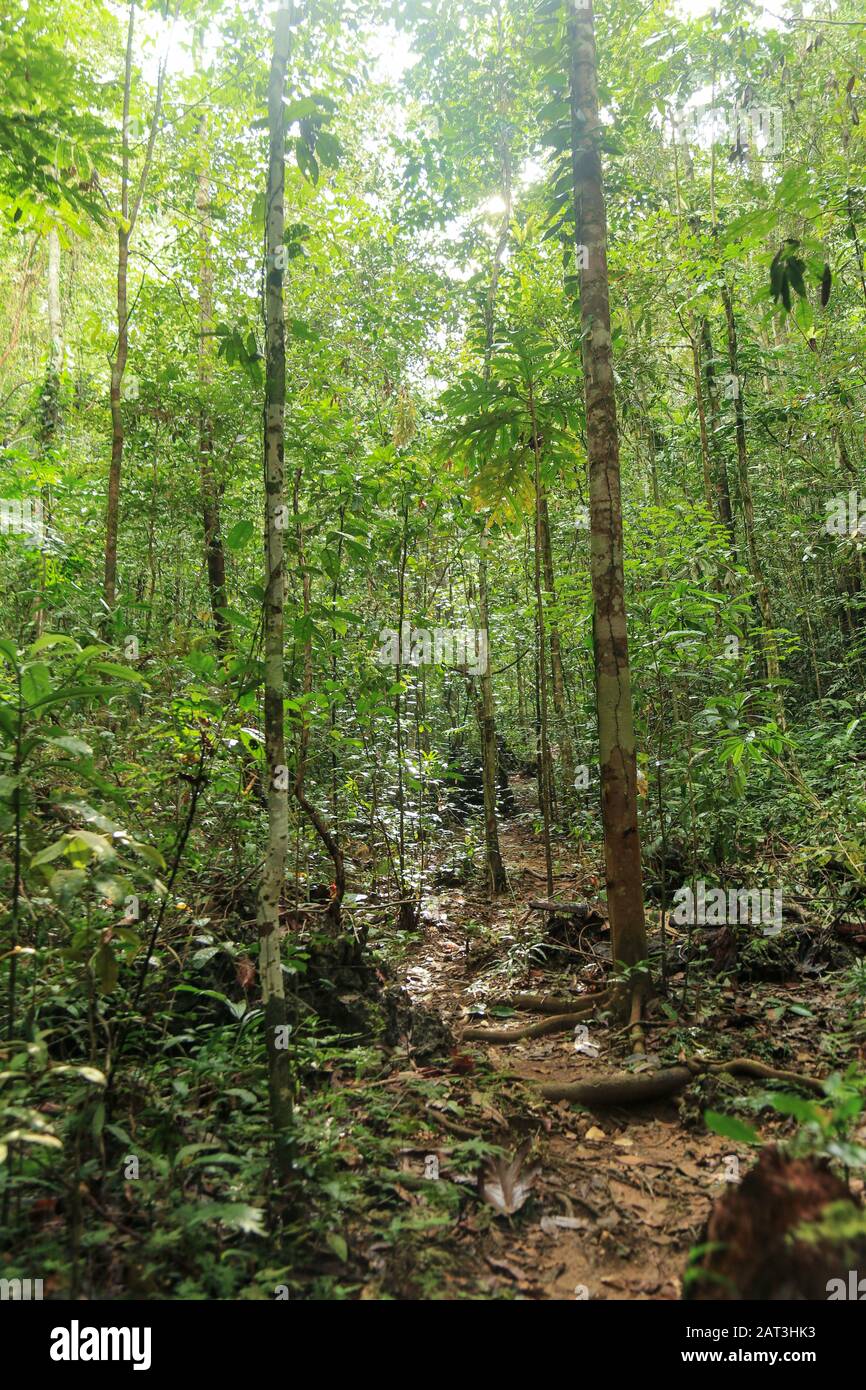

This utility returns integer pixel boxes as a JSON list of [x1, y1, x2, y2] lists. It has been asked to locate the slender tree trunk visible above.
[[293, 461, 346, 927], [475, 114, 511, 896], [104, 0, 131, 614], [690, 322, 715, 513], [529, 384, 554, 896], [103, 0, 165, 612], [721, 281, 781, 695], [539, 485, 575, 815], [478, 544, 507, 892], [390, 496, 416, 930], [700, 318, 735, 544], [258, 3, 295, 1176], [568, 2, 646, 971], [47, 229, 63, 377], [36, 225, 64, 635], [196, 117, 229, 650]]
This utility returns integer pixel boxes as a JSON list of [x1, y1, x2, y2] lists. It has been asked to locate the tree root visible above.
[[463, 990, 611, 1042], [497, 990, 609, 1014], [539, 1056, 826, 1106]]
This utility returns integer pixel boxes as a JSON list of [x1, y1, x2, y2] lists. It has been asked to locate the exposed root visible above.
[[541, 1067, 694, 1106], [463, 991, 611, 1043], [497, 990, 609, 1014], [539, 1056, 827, 1106]]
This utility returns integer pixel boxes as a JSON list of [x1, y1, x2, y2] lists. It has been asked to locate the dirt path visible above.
[[385, 779, 850, 1300]]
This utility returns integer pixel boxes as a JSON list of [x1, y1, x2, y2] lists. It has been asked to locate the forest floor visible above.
[[335, 777, 865, 1301]]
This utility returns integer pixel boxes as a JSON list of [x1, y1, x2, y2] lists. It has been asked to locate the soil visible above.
[[342, 775, 866, 1300]]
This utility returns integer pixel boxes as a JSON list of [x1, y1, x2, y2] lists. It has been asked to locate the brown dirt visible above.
[[378, 777, 864, 1300]]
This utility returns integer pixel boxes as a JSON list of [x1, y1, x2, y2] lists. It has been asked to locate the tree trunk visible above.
[[478, 543, 507, 893], [539, 485, 576, 815], [721, 281, 781, 695], [293, 461, 346, 928], [529, 384, 554, 896], [196, 116, 229, 650], [700, 317, 736, 544], [258, 3, 296, 1176], [103, 1, 165, 613], [690, 322, 716, 514], [568, 2, 646, 971], [475, 117, 511, 897]]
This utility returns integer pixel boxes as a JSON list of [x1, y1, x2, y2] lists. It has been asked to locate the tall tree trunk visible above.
[[529, 384, 554, 896], [721, 281, 781, 695], [196, 116, 229, 650], [690, 321, 715, 514], [539, 485, 576, 815], [389, 495, 416, 930], [36, 225, 64, 635], [47, 228, 63, 380], [103, 3, 134, 613], [475, 109, 511, 897], [568, 1, 646, 972], [293, 461, 346, 928], [700, 318, 736, 544], [103, 0, 165, 613], [258, 3, 295, 1176], [478, 543, 507, 892]]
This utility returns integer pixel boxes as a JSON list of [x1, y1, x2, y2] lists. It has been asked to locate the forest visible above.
[[2, 0, 866, 1321]]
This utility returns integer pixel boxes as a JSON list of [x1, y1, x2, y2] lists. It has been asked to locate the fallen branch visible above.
[[539, 1056, 826, 1105], [528, 899, 604, 917]]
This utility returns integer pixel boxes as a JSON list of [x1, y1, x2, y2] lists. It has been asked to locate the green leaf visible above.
[[704, 1111, 761, 1145], [92, 942, 119, 993], [0, 639, 19, 669], [325, 1232, 348, 1261], [226, 519, 255, 552], [90, 661, 147, 684], [29, 837, 70, 868], [27, 634, 79, 657], [765, 1092, 817, 1122], [183, 1202, 266, 1236], [21, 662, 52, 705], [45, 735, 93, 757]]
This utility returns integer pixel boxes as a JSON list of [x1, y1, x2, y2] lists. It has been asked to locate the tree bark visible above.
[[478, 544, 507, 892], [700, 317, 736, 544], [103, 1, 165, 613], [258, 3, 296, 1176], [196, 116, 229, 650], [568, 2, 646, 971], [721, 281, 781, 694], [293, 460, 346, 928], [539, 485, 576, 814], [475, 112, 511, 897], [529, 384, 554, 896]]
